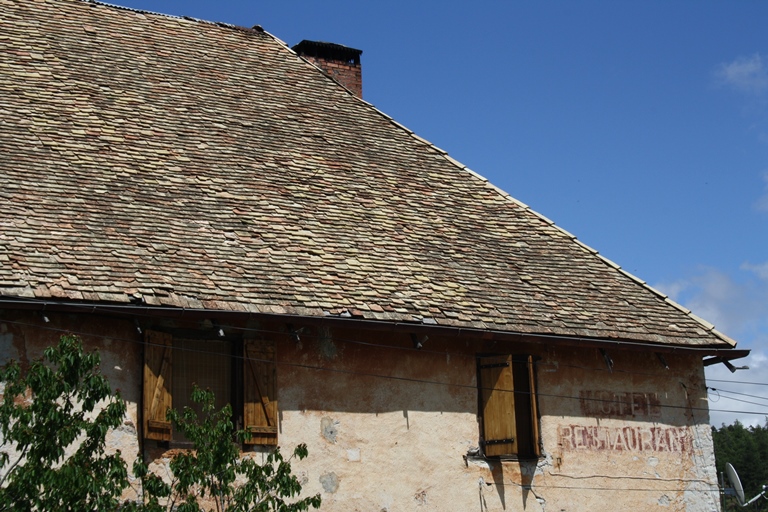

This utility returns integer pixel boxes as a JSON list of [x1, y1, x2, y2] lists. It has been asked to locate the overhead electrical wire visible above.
[[484, 481, 720, 493], [14, 297, 756, 384], [1, 296, 756, 380], [543, 472, 712, 484], [4, 316, 767, 418], [706, 389, 768, 409], [482, 469, 725, 496], [707, 378, 768, 387], [1, 296, 750, 356], [0, 318, 755, 497], [708, 386, 768, 403], [2, 317, 767, 418]]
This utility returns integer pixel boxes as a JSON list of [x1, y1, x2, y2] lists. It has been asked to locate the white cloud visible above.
[[716, 54, 768, 94], [756, 171, 768, 212], [656, 267, 767, 335], [742, 259, 768, 280], [655, 264, 768, 426], [706, 347, 768, 428]]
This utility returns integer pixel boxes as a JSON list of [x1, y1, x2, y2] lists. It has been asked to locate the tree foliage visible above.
[[127, 386, 321, 512], [713, 419, 768, 511], [0, 334, 129, 511], [0, 334, 320, 512]]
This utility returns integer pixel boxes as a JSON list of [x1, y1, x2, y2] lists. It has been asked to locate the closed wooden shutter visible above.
[[243, 339, 277, 445], [479, 355, 518, 456], [143, 330, 173, 441]]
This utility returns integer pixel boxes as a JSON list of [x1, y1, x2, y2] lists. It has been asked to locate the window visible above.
[[477, 354, 540, 458], [173, 337, 234, 426], [143, 330, 277, 445]]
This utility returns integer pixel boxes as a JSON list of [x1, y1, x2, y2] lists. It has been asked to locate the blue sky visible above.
[[113, 1, 768, 426]]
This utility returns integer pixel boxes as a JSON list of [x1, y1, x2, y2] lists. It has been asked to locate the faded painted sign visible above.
[[558, 425, 690, 453], [580, 390, 662, 418]]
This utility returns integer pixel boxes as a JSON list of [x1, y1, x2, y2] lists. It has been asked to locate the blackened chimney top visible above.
[[292, 40, 363, 98]]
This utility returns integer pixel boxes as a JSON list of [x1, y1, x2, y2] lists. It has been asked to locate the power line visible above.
[[1, 318, 760, 495], [486, 481, 721, 493], [707, 390, 768, 409], [4, 317, 768, 418], [478, 472, 722, 494], [708, 387, 768, 404], [3, 295, 748, 355], [545, 471, 712, 484], [3, 296, 759, 383], [708, 378, 768, 387]]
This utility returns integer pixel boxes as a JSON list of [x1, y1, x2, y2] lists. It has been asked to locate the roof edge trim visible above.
[[344, 90, 741, 348], [0, 297, 740, 351]]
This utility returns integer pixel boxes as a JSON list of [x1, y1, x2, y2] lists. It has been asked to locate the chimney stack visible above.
[[292, 40, 363, 99]]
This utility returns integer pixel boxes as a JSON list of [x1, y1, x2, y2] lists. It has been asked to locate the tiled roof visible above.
[[0, 0, 735, 347]]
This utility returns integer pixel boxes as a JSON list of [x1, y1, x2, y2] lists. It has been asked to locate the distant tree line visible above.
[[713, 420, 768, 511]]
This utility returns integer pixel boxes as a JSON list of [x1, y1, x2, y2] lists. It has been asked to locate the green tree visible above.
[[0, 334, 128, 511], [713, 419, 768, 511], [128, 386, 321, 512], [0, 336, 320, 512]]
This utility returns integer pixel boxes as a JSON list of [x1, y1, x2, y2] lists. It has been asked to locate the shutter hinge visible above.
[[479, 362, 510, 369], [485, 438, 515, 445]]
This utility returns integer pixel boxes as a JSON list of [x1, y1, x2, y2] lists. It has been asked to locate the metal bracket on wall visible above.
[[599, 348, 613, 373]]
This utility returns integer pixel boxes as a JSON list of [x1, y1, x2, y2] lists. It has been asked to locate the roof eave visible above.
[[0, 296, 742, 356]]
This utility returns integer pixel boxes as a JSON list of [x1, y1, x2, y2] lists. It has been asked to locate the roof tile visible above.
[[0, 0, 735, 348]]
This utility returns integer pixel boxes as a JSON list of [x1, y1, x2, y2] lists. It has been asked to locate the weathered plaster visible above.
[[0, 311, 142, 502], [0, 311, 722, 511]]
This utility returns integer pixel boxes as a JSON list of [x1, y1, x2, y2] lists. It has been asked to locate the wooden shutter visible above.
[[143, 330, 173, 441], [243, 339, 278, 445], [479, 355, 518, 456], [527, 355, 541, 457]]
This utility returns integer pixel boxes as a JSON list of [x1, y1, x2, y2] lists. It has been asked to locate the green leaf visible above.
[[0, 335, 129, 511]]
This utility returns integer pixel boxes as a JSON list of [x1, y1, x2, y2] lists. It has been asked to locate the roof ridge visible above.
[[80, 1, 366, 98], [77, 0, 261, 34], [79, 0, 195, 20]]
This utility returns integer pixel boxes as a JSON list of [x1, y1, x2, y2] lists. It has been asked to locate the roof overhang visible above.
[[0, 297, 747, 360], [702, 353, 752, 370]]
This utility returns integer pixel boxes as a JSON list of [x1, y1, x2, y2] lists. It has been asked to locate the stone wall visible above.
[[0, 309, 720, 511]]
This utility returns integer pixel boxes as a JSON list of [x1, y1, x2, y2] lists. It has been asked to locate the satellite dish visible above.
[[725, 462, 768, 507], [726, 463, 745, 506]]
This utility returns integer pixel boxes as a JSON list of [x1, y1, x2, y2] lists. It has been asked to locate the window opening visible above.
[[143, 330, 277, 446], [478, 354, 540, 458]]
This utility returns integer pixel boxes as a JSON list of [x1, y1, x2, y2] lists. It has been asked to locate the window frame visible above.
[[142, 329, 278, 446], [477, 353, 541, 459]]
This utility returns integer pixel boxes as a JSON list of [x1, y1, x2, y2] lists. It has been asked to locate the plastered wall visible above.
[[0, 310, 721, 511], [527, 346, 720, 512], [0, 310, 143, 501]]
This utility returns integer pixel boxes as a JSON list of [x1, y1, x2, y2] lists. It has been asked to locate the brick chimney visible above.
[[292, 40, 363, 98]]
